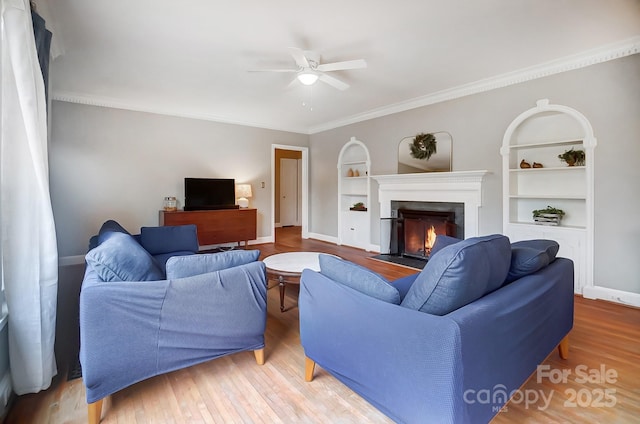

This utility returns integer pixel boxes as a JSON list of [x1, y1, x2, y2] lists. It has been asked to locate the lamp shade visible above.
[[236, 184, 252, 208], [236, 184, 252, 198]]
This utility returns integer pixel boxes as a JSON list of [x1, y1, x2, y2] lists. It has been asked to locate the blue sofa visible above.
[[80, 221, 267, 423], [300, 234, 574, 424]]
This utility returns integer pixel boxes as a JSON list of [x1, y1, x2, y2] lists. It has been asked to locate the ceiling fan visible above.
[[250, 47, 367, 91]]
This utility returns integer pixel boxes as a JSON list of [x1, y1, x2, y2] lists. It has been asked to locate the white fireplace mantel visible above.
[[372, 170, 490, 237]]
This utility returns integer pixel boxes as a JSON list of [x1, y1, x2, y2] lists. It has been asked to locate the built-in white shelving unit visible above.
[[337, 137, 371, 250], [501, 99, 596, 293]]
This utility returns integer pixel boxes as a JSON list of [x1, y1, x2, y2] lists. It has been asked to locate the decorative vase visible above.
[[347, 168, 354, 177], [354, 169, 360, 177], [163, 196, 177, 211]]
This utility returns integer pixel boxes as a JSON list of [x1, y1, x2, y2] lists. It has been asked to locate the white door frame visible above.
[[271, 144, 309, 240]]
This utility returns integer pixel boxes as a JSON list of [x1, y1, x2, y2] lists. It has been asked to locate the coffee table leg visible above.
[[278, 276, 286, 312]]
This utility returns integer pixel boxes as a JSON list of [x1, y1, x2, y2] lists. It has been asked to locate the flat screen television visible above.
[[184, 178, 239, 211]]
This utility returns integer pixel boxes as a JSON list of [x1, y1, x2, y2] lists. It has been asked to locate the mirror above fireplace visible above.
[[398, 131, 452, 173]]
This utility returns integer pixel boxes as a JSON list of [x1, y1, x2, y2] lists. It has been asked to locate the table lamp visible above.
[[236, 184, 252, 208]]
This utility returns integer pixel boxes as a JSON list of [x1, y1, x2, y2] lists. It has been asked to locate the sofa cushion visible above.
[[319, 254, 400, 304], [401, 234, 511, 315], [166, 249, 261, 279], [86, 231, 164, 282], [504, 240, 560, 284], [140, 225, 199, 255], [153, 251, 195, 274], [429, 235, 461, 258]]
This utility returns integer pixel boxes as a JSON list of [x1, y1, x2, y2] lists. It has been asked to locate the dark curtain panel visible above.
[[31, 10, 52, 100]]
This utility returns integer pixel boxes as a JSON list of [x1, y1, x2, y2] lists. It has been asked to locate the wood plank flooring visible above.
[[4, 226, 639, 423]]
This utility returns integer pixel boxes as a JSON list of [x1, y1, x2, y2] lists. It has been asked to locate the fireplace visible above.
[[372, 171, 488, 269], [377, 201, 464, 268], [399, 209, 457, 259]]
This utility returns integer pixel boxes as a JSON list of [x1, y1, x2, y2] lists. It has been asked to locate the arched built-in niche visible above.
[[501, 99, 596, 293]]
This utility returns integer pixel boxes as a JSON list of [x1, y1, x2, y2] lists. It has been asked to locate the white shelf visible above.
[[341, 192, 368, 197], [509, 194, 586, 200], [342, 175, 368, 180], [509, 138, 583, 149], [509, 221, 586, 230], [342, 160, 368, 166], [509, 166, 585, 173]]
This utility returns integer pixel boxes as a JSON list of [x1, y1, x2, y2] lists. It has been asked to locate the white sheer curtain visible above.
[[0, 0, 58, 394]]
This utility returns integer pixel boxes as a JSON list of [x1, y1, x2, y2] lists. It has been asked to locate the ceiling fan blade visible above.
[[248, 68, 298, 73], [288, 47, 309, 68], [319, 73, 350, 91], [317, 59, 367, 72]]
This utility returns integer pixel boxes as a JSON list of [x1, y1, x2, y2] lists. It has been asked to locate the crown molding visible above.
[[50, 91, 310, 135], [308, 36, 640, 134], [52, 37, 639, 135]]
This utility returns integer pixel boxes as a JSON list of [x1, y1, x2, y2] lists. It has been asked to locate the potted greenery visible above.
[[558, 148, 585, 166], [350, 202, 367, 211], [532, 206, 565, 225]]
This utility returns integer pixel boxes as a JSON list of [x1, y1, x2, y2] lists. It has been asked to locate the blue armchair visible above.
[[80, 221, 267, 423]]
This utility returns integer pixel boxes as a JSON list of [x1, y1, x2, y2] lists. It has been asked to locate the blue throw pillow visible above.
[[401, 234, 511, 315], [511, 239, 559, 262], [503, 239, 560, 284], [140, 225, 199, 255], [97, 220, 131, 245], [319, 254, 400, 304], [86, 232, 164, 282], [429, 235, 461, 258], [166, 249, 260, 279]]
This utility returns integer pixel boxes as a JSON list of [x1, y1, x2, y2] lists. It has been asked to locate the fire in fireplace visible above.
[[399, 209, 457, 259], [376, 201, 464, 269]]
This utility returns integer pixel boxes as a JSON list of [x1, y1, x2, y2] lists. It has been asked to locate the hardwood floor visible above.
[[5, 227, 639, 423]]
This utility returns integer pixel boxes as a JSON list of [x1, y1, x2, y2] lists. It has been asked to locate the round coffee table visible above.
[[263, 252, 337, 312]]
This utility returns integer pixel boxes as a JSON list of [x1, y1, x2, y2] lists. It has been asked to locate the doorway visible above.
[[271, 144, 309, 242], [279, 156, 301, 227]]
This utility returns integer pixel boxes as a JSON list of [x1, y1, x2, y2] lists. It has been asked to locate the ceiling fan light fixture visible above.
[[297, 71, 319, 86]]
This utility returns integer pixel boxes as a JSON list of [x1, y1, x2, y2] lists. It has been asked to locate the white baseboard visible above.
[[582, 286, 640, 308], [368, 243, 381, 253], [307, 232, 338, 245]]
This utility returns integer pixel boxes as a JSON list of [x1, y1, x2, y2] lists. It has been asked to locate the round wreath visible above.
[[409, 132, 437, 160]]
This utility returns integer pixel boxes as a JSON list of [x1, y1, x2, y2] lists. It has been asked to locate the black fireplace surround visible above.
[[375, 201, 464, 269]]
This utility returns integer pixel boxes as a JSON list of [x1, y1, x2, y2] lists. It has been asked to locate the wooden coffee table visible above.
[[263, 252, 337, 312]]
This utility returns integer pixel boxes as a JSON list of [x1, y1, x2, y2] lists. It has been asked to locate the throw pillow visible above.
[[140, 225, 199, 255], [166, 249, 260, 279], [97, 219, 131, 244], [503, 239, 560, 284], [511, 239, 559, 262], [400, 234, 511, 315], [86, 231, 164, 282], [429, 235, 461, 258], [318, 254, 400, 304]]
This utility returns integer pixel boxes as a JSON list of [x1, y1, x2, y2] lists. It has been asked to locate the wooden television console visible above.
[[159, 208, 257, 248]]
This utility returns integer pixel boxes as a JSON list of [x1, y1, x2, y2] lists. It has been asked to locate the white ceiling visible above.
[[41, 0, 640, 134]]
